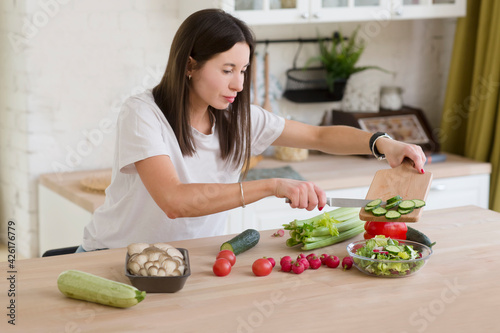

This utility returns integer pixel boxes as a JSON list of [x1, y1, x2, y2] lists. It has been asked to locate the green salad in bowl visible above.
[[346, 236, 433, 277]]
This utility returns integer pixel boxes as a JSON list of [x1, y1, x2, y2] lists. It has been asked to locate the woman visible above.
[[77, 9, 425, 252]]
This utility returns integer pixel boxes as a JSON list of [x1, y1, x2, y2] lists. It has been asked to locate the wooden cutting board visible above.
[[359, 159, 433, 223]]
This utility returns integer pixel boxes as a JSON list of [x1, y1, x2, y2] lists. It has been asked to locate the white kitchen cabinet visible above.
[[179, 0, 466, 26], [38, 184, 91, 256], [225, 172, 489, 234]]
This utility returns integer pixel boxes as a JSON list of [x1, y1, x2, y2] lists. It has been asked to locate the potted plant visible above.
[[307, 26, 390, 99]]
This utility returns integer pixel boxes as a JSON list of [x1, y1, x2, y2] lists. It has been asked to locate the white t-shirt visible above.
[[82, 90, 285, 250]]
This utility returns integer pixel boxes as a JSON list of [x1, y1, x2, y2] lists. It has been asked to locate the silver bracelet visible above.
[[239, 182, 246, 208]]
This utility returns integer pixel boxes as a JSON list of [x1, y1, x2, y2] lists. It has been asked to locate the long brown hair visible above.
[[152, 9, 254, 175]]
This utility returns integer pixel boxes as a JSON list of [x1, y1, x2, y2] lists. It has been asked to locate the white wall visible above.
[[0, 0, 456, 258]]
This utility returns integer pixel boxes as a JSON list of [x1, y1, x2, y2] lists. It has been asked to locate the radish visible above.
[[342, 256, 353, 270], [297, 258, 310, 270], [292, 261, 305, 274], [266, 257, 276, 268], [308, 256, 322, 270], [306, 253, 317, 261], [324, 255, 340, 268], [280, 260, 293, 272], [297, 253, 306, 260], [272, 229, 285, 237], [280, 256, 292, 266], [319, 254, 329, 265]]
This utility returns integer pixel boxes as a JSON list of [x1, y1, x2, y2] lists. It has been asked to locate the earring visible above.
[[188, 74, 192, 80]]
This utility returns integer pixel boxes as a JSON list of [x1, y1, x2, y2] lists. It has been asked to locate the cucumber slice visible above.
[[371, 207, 387, 216], [366, 199, 382, 207], [399, 200, 416, 209], [385, 200, 402, 210], [386, 195, 402, 204], [364, 205, 377, 212], [385, 210, 401, 220], [220, 229, 260, 255], [385, 245, 402, 253], [398, 207, 414, 215], [412, 199, 426, 208]]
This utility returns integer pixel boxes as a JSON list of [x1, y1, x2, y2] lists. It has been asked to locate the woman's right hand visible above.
[[274, 178, 326, 211]]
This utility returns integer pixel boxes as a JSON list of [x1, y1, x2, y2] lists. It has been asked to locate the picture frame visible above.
[[330, 106, 440, 153]]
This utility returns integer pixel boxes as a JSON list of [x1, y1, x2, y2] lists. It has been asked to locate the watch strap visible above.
[[369, 132, 392, 160]]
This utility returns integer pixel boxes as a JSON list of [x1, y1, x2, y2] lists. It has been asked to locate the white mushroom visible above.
[[133, 254, 149, 267], [157, 268, 167, 276], [144, 261, 154, 270], [152, 242, 174, 252], [166, 248, 184, 259], [127, 243, 150, 256], [162, 259, 177, 275], [176, 265, 185, 275], [139, 268, 148, 276], [148, 266, 159, 276], [128, 253, 138, 262], [152, 260, 161, 268], [158, 253, 170, 263], [171, 256, 184, 267], [171, 270, 182, 276], [127, 261, 141, 275]]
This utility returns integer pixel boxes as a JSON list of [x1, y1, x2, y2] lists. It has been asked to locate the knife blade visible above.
[[285, 198, 385, 207], [326, 198, 385, 207]]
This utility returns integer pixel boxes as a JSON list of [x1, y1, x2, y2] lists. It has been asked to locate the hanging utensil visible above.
[[252, 52, 258, 105], [262, 43, 272, 112]]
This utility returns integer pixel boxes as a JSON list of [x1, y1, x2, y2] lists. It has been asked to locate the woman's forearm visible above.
[[157, 179, 277, 219]]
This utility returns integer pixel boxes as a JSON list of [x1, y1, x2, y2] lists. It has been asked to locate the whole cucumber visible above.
[[57, 270, 146, 308], [220, 229, 260, 255]]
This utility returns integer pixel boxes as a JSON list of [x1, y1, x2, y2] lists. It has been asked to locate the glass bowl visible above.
[[346, 239, 432, 278]]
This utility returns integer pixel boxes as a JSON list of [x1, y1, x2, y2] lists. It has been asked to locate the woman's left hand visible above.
[[376, 138, 427, 173]]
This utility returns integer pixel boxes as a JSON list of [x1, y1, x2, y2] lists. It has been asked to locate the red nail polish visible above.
[[421, 169, 425, 174], [319, 206, 324, 211]]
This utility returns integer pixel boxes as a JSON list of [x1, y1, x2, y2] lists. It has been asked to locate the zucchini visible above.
[[220, 229, 260, 255], [57, 270, 146, 308], [406, 226, 436, 248], [385, 210, 401, 220]]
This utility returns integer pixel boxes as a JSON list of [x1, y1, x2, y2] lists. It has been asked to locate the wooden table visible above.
[[4, 206, 500, 332]]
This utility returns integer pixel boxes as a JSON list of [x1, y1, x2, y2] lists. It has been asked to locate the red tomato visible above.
[[364, 221, 407, 240], [252, 258, 273, 276], [213, 258, 232, 276], [216, 250, 236, 266], [363, 231, 375, 240]]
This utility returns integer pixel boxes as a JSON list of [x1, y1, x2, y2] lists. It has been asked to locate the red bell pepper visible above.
[[364, 221, 407, 240]]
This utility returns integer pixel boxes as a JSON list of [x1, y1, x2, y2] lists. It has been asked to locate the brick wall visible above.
[[0, 0, 178, 258]]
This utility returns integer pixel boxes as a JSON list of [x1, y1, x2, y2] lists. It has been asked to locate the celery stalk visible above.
[[300, 223, 365, 251]]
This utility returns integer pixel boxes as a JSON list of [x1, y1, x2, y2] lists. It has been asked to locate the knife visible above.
[[286, 198, 385, 207]]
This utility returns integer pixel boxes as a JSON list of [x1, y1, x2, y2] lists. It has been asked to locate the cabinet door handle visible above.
[[301, 12, 309, 19], [312, 12, 320, 19], [431, 184, 446, 191]]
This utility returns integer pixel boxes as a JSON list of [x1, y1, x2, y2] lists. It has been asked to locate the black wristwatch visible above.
[[369, 132, 392, 160]]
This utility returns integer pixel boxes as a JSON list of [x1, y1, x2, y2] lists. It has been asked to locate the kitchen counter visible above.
[[7, 206, 500, 332], [39, 153, 491, 213]]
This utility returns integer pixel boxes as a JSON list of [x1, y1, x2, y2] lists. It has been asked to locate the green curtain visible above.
[[440, 0, 500, 211]]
